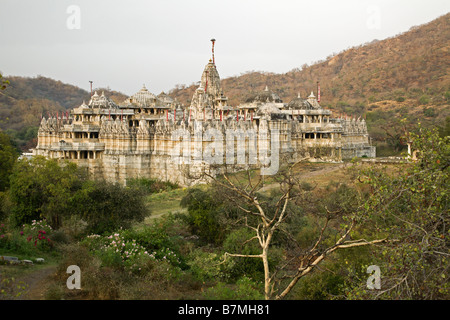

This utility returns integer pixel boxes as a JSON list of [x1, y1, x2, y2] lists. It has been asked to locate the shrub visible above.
[[73, 181, 149, 234], [423, 107, 436, 117], [203, 276, 264, 300], [445, 91, 450, 101], [127, 178, 179, 194], [186, 249, 228, 282], [81, 229, 183, 274], [123, 228, 186, 269], [0, 130, 18, 192], [418, 94, 430, 105], [0, 219, 54, 254], [180, 188, 227, 245], [8, 156, 85, 228], [54, 243, 124, 299], [222, 228, 264, 280]]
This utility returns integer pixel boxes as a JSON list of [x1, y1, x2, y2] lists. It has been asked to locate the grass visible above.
[[144, 188, 189, 222]]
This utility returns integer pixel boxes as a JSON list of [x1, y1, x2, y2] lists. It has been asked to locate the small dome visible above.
[[80, 100, 89, 109], [244, 86, 282, 104], [127, 85, 157, 107], [157, 91, 174, 104], [287, 96, 313, 110]]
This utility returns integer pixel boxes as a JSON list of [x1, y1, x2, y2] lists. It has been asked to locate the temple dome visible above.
[[157, 91, 174, 105], [127, 85, 158, 107], [244, 86, 282, 104], [287, 93, 313, 110]]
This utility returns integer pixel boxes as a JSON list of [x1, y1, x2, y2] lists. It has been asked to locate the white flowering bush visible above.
[[81, 230, 182, 274]]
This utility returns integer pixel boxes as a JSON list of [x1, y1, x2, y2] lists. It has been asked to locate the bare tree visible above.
[[203, 161, 391, 300]]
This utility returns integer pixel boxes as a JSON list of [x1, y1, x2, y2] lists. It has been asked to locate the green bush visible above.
[[418, 94, 430, 105], [0, 130, 18, 192], [445, 91, 450, 101], [186, 249, 228, 282], [423, 107, 436, 117], [122, 218, 187, 269], [222, 228, 264, 280], [180, 188, 227, 245], [8, 156, 85, 228], [7, 156, 148, 235], [81, 227, 184, 274], [203, 276, 264, 300], [0, 219, 54, 255], [73, 180, 149, 234], [127, 178, 179, 194]]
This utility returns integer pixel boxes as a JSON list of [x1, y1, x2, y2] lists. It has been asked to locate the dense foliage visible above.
[[0, 130, 18, 193], [6, 156, 148, 233], [348, 127, 449, 299]]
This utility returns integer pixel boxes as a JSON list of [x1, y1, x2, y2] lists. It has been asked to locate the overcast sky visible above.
[[1, 0, 449, 96]]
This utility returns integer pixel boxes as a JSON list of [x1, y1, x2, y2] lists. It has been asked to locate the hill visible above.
[[171, 13, 450, 109], [0, 76, 127, 150]]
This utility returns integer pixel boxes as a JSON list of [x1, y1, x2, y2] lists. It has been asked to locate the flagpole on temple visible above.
[[317, 81, 321, 103]]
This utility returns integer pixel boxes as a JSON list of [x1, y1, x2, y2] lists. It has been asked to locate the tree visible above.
[[350, 127, 449, 299], [72, 180, 149, 234], [0, 130, 18, 192], [0, 72, 9, 91], [180, 187, 228, 245], [8, 156, 85, 228], [203, 162, 389, 300], [8, 156, 149, 233]]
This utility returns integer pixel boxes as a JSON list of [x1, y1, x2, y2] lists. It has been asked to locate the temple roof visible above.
[[287, 93, 314, 110], [244, 86, 282, 104], [126, 85, 158, 107], [256, 102, 282, 115], [88, 91, 118, 108]]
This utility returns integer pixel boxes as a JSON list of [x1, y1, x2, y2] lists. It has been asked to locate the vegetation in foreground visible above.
[[0, 126, 448, 300]]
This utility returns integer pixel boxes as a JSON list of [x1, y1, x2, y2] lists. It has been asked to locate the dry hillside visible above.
[[170, 13, 449, 110]]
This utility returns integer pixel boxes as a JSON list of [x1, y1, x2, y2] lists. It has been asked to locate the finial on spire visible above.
[[211, 38, 216, 64]]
